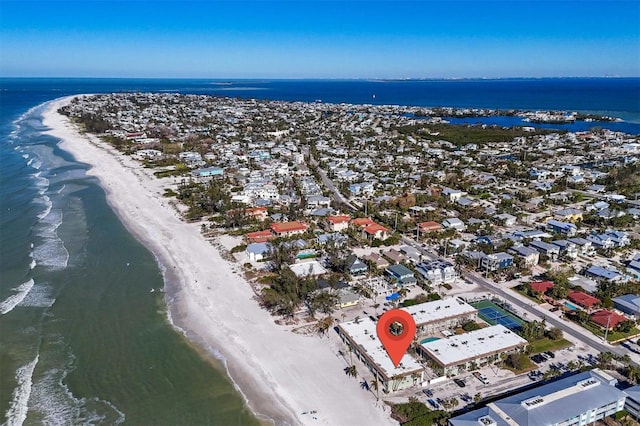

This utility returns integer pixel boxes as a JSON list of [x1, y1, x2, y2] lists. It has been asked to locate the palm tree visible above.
[[597, 351, 614, 369], [370, 377, 380, 400], [372, 303, 380, 317], [344, 365, 358, 378], [628, 365, 640, 384]]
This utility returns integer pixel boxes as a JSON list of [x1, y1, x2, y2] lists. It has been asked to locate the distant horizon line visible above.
[[2, 76, 639, 81]]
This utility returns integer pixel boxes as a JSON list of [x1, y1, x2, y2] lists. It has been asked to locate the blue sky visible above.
[[1, 0, 638, 78]]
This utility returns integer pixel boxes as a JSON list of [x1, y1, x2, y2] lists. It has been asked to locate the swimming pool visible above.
[[564, 302, 578, 311], [420, 337, 440, 345]]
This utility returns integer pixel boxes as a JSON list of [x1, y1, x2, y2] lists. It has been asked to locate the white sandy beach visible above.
[[43, 96, 396, 426]]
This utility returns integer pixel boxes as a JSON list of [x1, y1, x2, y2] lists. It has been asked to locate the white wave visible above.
[[21, 154, 28, 160], [33, 174, 49, 195], [36, 195, 52, 220], [18, 283, 55, 308], [30, 352, 125, 425], [30, 160, 42, 171], [56, 184, 66, 195], [29, 259, 37, 270], [31, 209, 69, 271], [0, 279, 35, 315], [3, 355, 39, 426]]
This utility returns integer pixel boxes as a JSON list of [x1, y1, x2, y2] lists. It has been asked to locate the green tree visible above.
[[547, 327, 563, 340], [344, 365, 358, 378]]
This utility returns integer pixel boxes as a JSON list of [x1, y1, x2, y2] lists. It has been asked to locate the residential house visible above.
[[316, 233, 348, 246], [613, 294, 640, 319], [415, 259, 457, 284], [418, 221, 443, 234], [442, 187, 466, 202], [585, 265, 624, 283], [306, 195, 331, 209], [495, 213, 517, 226], [568, 291, 601, 310], [442, 217, 466, 232], [529, 240, 560, 261], [244, 207, 269, 221], [246, 242, 271, 261], [568, 237, 595, 256], [399, 246, 422, 264], [246, 230, 276, 243], [383, 249, 407, 264], [385, 264, 417, 287], [361, 253, 390, 270], [270, 221, 308, 238], [509, 245, 540, 267], [191, 166, 224, 179], [554, 208, 584, 222], [552, 240, 579, 259], [546, 219, 578, 237], [362, 223, 390, 241], [345, 255, 368, 276], [529, 281, 555, 294], [590, 310, 628, 331], [325, 215, 351, 232], [481, 252, 514, 271]]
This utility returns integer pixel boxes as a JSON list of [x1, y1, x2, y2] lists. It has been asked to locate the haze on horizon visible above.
[[1, 0, 639, 79]]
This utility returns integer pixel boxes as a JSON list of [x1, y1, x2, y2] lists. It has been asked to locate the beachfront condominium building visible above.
[[402, 297, 477, 338], [418, 325, 527, 377], [337, 317, 425, 394], [336, 297, 477, 393], [449, 369, 626, 426]]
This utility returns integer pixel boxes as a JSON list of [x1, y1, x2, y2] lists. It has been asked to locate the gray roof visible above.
[[450, 369, 625, 426], [613, 294, 640, 315]]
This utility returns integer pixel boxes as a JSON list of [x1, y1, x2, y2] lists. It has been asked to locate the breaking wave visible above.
[[3, 355, 39, 426], [0, 279, 35, 315]]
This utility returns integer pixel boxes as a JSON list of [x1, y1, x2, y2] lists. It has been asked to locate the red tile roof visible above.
[[327, 215, 351, 224], [568, 291, 601, 308], [419, 221, 443, 232], [351, 217, 377, 228], [364, 224, 389, 235], [590, 310, 627, 329], [270, 221, 307, 234], [529, 281, 555, 293], [246, 230, 275, 243]]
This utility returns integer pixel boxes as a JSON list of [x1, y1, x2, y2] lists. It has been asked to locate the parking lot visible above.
[[391, 345, 599, 411]]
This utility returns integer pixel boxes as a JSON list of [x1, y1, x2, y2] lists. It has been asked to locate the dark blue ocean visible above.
[[0, 77, 639, 424]]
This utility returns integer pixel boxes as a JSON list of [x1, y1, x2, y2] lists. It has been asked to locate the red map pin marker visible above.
[[376, 309, 416, 367]]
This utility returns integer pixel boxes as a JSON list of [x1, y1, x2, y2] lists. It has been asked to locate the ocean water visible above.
[[0, 83, 258, 425], [0, 77, 639, 425]]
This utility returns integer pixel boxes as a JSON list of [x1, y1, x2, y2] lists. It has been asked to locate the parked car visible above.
[[454, 378, 466, 388]]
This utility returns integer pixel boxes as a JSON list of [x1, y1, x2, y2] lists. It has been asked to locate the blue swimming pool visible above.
[[420, 337, 440, 345], [564, 302, 578, 311]]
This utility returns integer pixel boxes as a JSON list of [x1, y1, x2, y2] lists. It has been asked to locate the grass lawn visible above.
[[502, 357, 538, 375], [581, 322, 640, 342], [512, 286, 543, 305], [528, 338, 572, 354]]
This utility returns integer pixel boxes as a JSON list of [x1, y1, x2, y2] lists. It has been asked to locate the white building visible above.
[[337, 317, 425, 394], [419, 325, 527, 376], [449, 369, 626, 426], [415, 259, 458, 284]]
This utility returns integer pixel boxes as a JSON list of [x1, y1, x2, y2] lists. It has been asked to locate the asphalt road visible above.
[[399, 235, 631, 361]]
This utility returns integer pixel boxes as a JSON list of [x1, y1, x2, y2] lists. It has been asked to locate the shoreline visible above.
[[42, 96, 395, 426]]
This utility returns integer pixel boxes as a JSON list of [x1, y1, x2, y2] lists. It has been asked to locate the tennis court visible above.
[[471, 300, 525, 331]]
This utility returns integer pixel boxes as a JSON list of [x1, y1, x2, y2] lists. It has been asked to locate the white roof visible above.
[[288, 260, 328, 277], [401, 297, 477, 327], [339, 317, 423, 380], [421, 325, 527, 367]]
